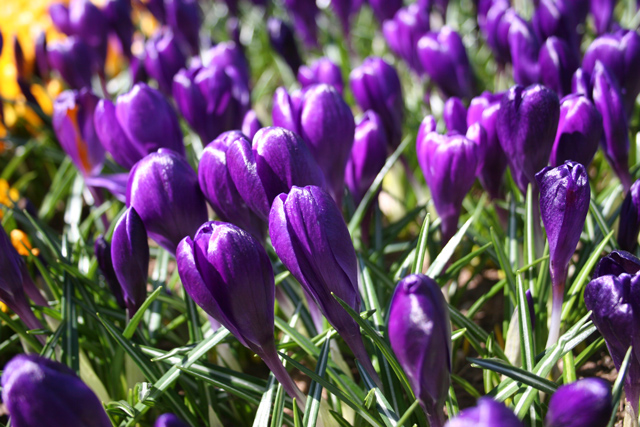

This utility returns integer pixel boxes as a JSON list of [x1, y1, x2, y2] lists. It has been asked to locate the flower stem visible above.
[[259, 343, 306, 409], [546, 283, 564, 348]]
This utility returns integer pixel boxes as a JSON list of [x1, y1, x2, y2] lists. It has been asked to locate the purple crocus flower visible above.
[[443, 97, 467, 134], [368, 0, 403, 23], [242, 110, 262, 140], [467, 92, 507, 200], [267, 18, 303, 74], [550, 94, 602, 167], [111, 207, 149, 315], [103, 0, 133, 58], [1, 354, 112, 427], [177, 221, 305, 402], [590, 0, 615, 35], [226, 127, 326, 221], [173, 60, 250, 144], [50, 3, 72, 34], [592, 61, 632, 192], [417, 27, 475, 99], [536, 161, 590, 345], [389, 274, 451, 427], [572, 68, 591, 97], [94, 235, 125, 308], [67, 0, 109, 68], [480, 0, 516, 64], [34, 32, 49, 79], [445, 398, 523, 427], [155, 414, 189, 427], [593, 250, 640, 278], [546, 378, 612, 427], [350, 57, 404, 149], [94, 83, 185, 170], [330, 0, 357, 35], [53, 89, 104, 177], [383, 5, 430, 74], [284, 0, 319, 48], [417, 123, 482, 244], [585, 272, 640, 415], [298, 57, 344, 95], [203, 41, 250, 87], [345, 111, 388, 205], [531, 0, 578, 52], [198, 131, 264, 239], [269, 185, 380, 383], [165, 0, 201, 55], [47, 37, 94, 89], [127, 149, 208, 255], [272, 84, 355, 204], [618, 179, 640, 252], [496, 84, 560, 194], [508, 16, 540, 86], [539, 37, 579, 98], [144, 27, 187, 94]]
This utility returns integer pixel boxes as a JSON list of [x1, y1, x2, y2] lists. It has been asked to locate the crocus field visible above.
[[2, 0, 640, 426]]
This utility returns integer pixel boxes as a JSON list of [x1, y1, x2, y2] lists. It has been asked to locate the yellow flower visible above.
[[10, 229, 40, 256], [0, 179, 20, 219]]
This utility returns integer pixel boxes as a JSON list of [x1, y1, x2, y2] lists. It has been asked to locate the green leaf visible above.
[[608, 347, 633, 427], [517, 274, 535, 371], [123, 287, 163, 340], [412, 213, 430, 275], [302, 332, 331, 427], [468, 358, 558, 395]]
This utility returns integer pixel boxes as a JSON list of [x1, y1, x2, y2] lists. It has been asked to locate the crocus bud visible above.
[[590, 0, 615, 35], [546, 378, 612, 427], [572, 68, 591, 97], [350, 57, 404, 149], [165, 0, 201, 55], [284, 0, 319, 48], [68, 0, 109, 68], [267, 18, 303, 74], [539, 37, 579, 98], [532, 0, 578, 50], [368, 0, 403, 22], [155, 414, 189, 427], [383, 5, 430, 74], [550, 94, 602, 167], [443, 97, 467, 134], [95, 83, 185, 169], [53, 89, 104, 177], [204, 41, 250, 87], [389, 274, 451, 427], [272, 84, 355, 204], [467, 92, 507, 199], [331, 0, 356, 35], [345, 111, 388, 205], [50, 3, 72, 34], [417, 124, 481, 244], [481, 0, 516, 64], [2, 354, 112, 427], [198, 132, 264, 238], [618, 179, 640, 252], [104, 0, 134, 58], [47, 37, 94, 89], [144, 27, 187, 93], [270, 185, 379, 383], [242, 110, 262, 140], [496, 84, 560, 193], [177, 221, 305, 401], [536, 161, 590, 345], [585, 272, 640, 415], [298, 57, 344, 95], [127, 149, 208, 255], [173, 61, 249, 143], [111, 207, 149, 315], [445, 398, 523, 427], [594, 250, 640, 278], [592, 61, 632, 192], [34, 32, 49, 79], [418, 27, 475, 99], [94, 235, 125, 308], [508, 16, 540, 86]]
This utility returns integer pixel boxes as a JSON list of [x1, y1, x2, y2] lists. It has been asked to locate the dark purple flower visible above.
[[94, 235, 125, 308], [417, 124, 482, 244], [508, 16, 540, 86], [345, 111, 388, 205], [443, 97, 467, 134], [532, 0, 579, 51], [177, 221, 304, 401], [330, 0, 356, 35], [594, 250, 640, 279], [445, 398, 523, 427], [1, 354, 112, 427], [50, 3, 72, 34], [618, 179, 640, 252], [103, 0, 134, 58], [590, 0, 615, 35], [539, 37, 579, 98], [203, 41, 250, 87], [592, 61, 632, 192], [267, 18, 303, 74], [155, 414, 189, 427], [481, 0, 516, 64], [127, 149, 208, 255], [467, 92, 507, 199], [47, 37, 94, 89], [550, 94, 602, 167], [67, 0, 109, 67], [572, 68, 592, 97], [368, 0, 403, 22], [389, 274, 451, 427], [242, 110, 262, 140], [350, 57, 404, 148], [272, 84, 355, 204], [536, 161, 590, 344], [269, 185, 379, 383], [53, 89, 104, 177], [111, 207, 149, 315], [298, 57, 344, 95], [546, 378, 612, 427], [496, 84, 560, 193], [34, 32, 49, 79], [95, 83, 185, 170], [284, 0, 319, 48], [383, 5, 430, 74], [418, 27, 475, 99], [165, 0, 201, 55], [197, 131, 264, 239], [585, 272, 640, 415], [144, 27, 187, 93]]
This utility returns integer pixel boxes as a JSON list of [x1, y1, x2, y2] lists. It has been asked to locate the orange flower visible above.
[[10, 229, 40, 256]]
